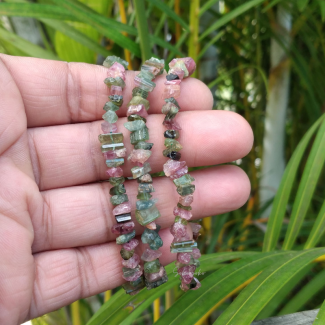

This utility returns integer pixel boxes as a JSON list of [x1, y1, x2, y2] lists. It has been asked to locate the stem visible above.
[[71, 301, 81, 325], [174, 0, 181, 43], [104, 289, 111, 302], [153, 297, 160, 322], [188, 0, 199, 77]]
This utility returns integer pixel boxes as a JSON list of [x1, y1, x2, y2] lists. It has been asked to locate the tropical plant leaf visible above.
[[314, 299, 325, 324], [298, 0, 309, 12], [199, 0, 220, 17]]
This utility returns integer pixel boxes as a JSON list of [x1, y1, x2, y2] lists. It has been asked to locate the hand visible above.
[[0, 54, 253, 325]]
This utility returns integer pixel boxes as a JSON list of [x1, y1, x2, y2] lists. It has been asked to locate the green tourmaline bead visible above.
[[134, 141, 153, 150], [102, 110, 118, 123], [122, 265, 142, 278], [137, 70, 155, 81], [132, 87, 149, 99], [109, 176, 125, 186], [164, 139, 182, 151], [165, 106, 179, 120], [144, 259, 160, 274], [110, 194, 128, 206], [164, 130, 179, 139], [130, 276, 144, 287], [177, 202, 192, 211], [173, 174, 195, 187], [135, 204, 160, 226], [131, 162, 151, 179], [122, 277, 145, 294], [104, 77, 126, 88], [144, 57, 165, 75], [163, 148, 175, 157], [137, 193, 152, 200], [124, 120, 146, 131], [177, 184, 195, 196], [165, 97, 180, 108], [99, 133, 123, 144], [116, 230, 136, 244], [137, 173, 153, 183], [103, 55, 128, 69], [175, 216, 188, 225], [120, 248, 134, 260], [128, 96, 149, 110], [101, 143, 124, 152], [106, 158, 124, 167], [141, 226, 163, 250], [138, 183, 155, 193], [103, 101, 120, 112], [173, 61, 189, 77], [109, 184, 126, 195], [127, 114, 147, 123], [145, 274, 168, 289], [130, 126, 149, 144], [136, 199, 156, 210], [109, 95, 123, 107], [170, 240, 197, 253]]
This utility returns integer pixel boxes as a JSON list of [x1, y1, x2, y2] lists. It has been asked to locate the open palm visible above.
[[0, 54, 253, 325]]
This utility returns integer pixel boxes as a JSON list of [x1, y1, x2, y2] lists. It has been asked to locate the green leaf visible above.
[[199, 0, 219, 17], [314, 299, 325, 324], [317, 0, 325, 22], [298, 0, 309, 12], [198, 30, 224, 60], [263, 114, 325, 252], [0, 26, 59, 60], [283, 117, 325, 250], [199, 0, 267, 41], [214, 248, 325, 325]]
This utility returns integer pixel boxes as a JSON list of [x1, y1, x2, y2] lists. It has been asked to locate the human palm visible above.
[[0, 54, 253, 325]]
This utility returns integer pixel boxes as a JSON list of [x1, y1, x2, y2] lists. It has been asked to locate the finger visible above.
[[28, 110, 253, 190], [28, 228, 174, 320], [32, 165, 250, 253], [0, 54, 213, 128]]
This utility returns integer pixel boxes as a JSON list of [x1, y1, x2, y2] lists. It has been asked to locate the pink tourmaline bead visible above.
[[128, 149, 152, 164], [163, 159, 186, 177], [162, 84, 181, 99], [122, 253, 140, 268], [179, 195, 193, 206], [192, 248, 201, 259], [141, 248, 162, 262], [111, 221, 134, 235], [164, 79, 182, 85], [177, 252, 192, 264], [106, 167, 123, 177], [169, 57, 196, 76], [173, 206, 193, 220], [178, 265, 196, 284], [123, 239, 139, 251], [145, 266, 166, 282], [103, 148, 127, 159], [112, 201, 132, 215], [180, 281, 189, 292], [170, 222, 187, 240], [190, 223, 202, 234], [122, 267, 143, 281], [127, 104, 149, 118], [101, 121, 118, 133], [190, 278, 201, 290], [170, 166, 189, 180], [169, 68, 185, 80], [130, 289, 140, 296], [163, 119, 181, 130], [107, 62, 126, 80], [111, 85, 123, 96], [146, 221, 157, 230]]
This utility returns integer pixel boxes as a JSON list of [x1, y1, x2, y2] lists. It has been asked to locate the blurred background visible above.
[[2, 0, 325, 324]]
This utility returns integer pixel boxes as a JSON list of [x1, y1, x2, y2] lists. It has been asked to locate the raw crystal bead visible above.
[[137, 193, 152, 200], [138, 183, 155, 193], [165, 97, 180, 108], [169, 57, 196, 76], [161, 102, 179, 118], [164, 130, 179, 139], [109, 95, 123, 107], [145, 266, 166, 282], [170, 166, 188, 180], [130, 126, 149, 144], [132, 87, 149, 99], [106, 61, 126, 78], [180, 281, 189, 292], [170, 60, 189, 77], [173, 174, 195, 187], [192, 248, 201, 259], [146, 221, 157, 229], [177, 203, 192, 211], [104, 76, 126, 88], [144, 57, 165, 74], [136, 204, 160, 226], [166, 73, 180, 81], [106, 167, 123, 177], [163, 119, 182, 130], [128, 149, 152, 164], [110, 194, 128, 206], [106, 158, 124, 167], [124, 120, 146, 132], [141, 64, 161, 76], [102, 110, 118, 123], [175, 216, 188, 225], [177, 252, 192, 264], [134, 72, 156, 92], [141, 248, 162, 261], [178, 265, 196, 284], [111, 221, 134, 235], [110, 85, 123, 97], [134, 142, 153, 150], [103, 101, 120, 112], [122, 265, 143, 281], [116, 230, 136, 244], [101, 143, 124, 153], [109, 184, 126, 196], [144, 259, 160, 273], [131, 162, 151, 178], [103, 56, 128, 69], [113, 201, 131, 215], [179, 194, 193, 206], [103, 148, 127, 160], [137, 173, 153, 183], [169, 67, 185, 80], [170, 221, 187, 241], [162, 84, 181, 99], [141, 226, 163, 250], [177, 184, 195, 196], [127, 114, 147, 123], [164, 140, 182, 153], [165, 151, 181, 160], [163, 159, 186, 177], [190, 223, 201, 234], [170, 240, 197, 253], [101, 121, 118, 133], [128, 96, 149, 110], [122, 276, 145, 294], [189, 277, 201, 290], [127, 104, 149, 118], [145, 274, 168, 289], [122, 253, 140, 268], [109, 176, 125, 186], [120, 248, 134, 260], [115, 213, 132, 223], [123, 239, 139, 251], [165, 79, 182, 85], [136, 199, 157, 210], [173, 206, 192, 220]]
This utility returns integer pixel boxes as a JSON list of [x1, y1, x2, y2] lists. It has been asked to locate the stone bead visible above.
[[145, 274, 168, 290], [99, 133, 123, 145], [169, 67, 185, 80], [178, 265, 196, 284], [170, 166, 188, 180], [122, 276, 145, 294], [109, 95, 123, 107], [103, 56, 128, 69], [165, 97, 180, 108], [144, 57, 165, 74], [165, 79, 182, 85], [170, 240, 197, 253], [137, 193, 152, 200], [106, 158, 124, 167], [164, 139, 182, 151], [137, 173, 153, 183], [162, 84, 181, 99], [122, 253, 140, 268], [190, 223, 202, 234], [161, 102, 179, 118], [136, 199, 157, 210], [189, 277, 201, 290], [120, 248, 134, 260], [111, 85, 123, 97], [103, 101, 120, 112], [116, 230, 136, 244], [141, 248, 162, 261], [127, 104, 149, 118], [173, 206, 192, 220], [179, 194, 193, 206], [166, 73, 180, 81], [134, 72, 156, 92], [122, 265, 143, 281], [141, 226, 163, 250], [102, 110, 118, 123], [106, 167, 123, 177], [177, 184, 195, 196], [115, 213, 132, 223], [101, 121, 118, 133], [123, 238, 139, 251], [110, 194, 128, 206], [192, 248, 201, 259], [132, 87, 149, 99], [170, 60, 189, 77], [170, 221, 187, 241], [145, 266, 166, 282], [163, 159, 186, 177], [111, 221, 135, 235], [127, 116, 147, 124], [109, 184, 126, 196], [103, 148, 127, 160], [136, 204, 160, 226], [134, 142, 153, 150], [164, 130, 179, 139], [177, 252, 192, 264], [113, 201, 131, 215], [141, 64, 161, 77], [128, 96, 149, 110], [163, 119, 182, 130], [128, 149, 152, 164], [146, 221, 157, 230], [175, 216, 188, 225], [101, 143, 124, 153], [177, 203, 192, 211], [165, 151, 181, 161], [144, 259, 161, 274], [131, 162, 151, 178], [138, 183, 155, 193], [104, 76, 126, 88], [169, 57, 196, 76], [124, 120, 146, 132], [130, 126, 149, 144], [173, 174, 195, 187], [109, 176, 125, 186]]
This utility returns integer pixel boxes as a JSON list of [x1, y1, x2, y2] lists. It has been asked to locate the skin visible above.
[[0, 54, 253, 325]]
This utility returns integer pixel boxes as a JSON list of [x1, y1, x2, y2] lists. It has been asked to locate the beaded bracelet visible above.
[[123, 57, 168, 290], [98, 56, 145, 295], [161, 57, 202, 291]]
